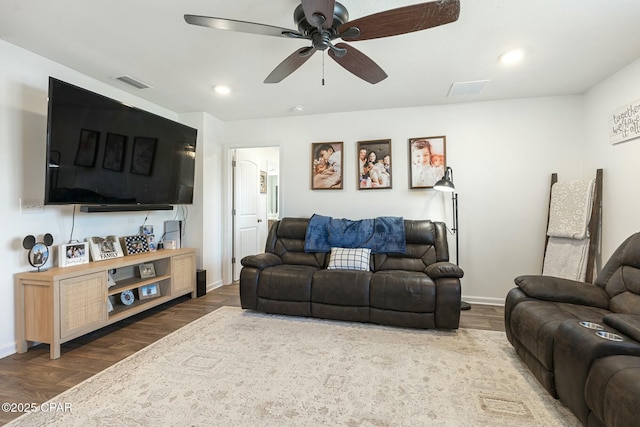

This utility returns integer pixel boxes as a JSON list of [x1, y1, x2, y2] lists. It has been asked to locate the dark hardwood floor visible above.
[[0, 283, 504, 425]]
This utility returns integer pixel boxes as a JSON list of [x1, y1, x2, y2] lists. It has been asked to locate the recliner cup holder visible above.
[[596, 331, 624, 341], [579, 321, 604, 330]]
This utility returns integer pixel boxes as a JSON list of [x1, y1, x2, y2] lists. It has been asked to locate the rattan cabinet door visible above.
[[171, 253, 195, 295], [59, 272, 107, 339]]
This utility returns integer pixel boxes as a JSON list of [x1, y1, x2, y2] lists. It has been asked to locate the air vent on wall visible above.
[[112, 75, 152, 90], [447, 79, 490, 97]]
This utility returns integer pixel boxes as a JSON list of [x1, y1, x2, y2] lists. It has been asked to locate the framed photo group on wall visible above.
[[309, 135, 446, 190]]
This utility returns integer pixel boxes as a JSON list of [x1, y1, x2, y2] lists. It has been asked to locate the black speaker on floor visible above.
[[196, 269, 206, 297]]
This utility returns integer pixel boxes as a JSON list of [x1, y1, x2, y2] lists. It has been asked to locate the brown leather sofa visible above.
[[240, 217, 463, 329], [505, 232, 640, 427]]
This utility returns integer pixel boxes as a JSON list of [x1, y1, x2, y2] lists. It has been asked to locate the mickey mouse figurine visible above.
[[23, 233, 54, 272]]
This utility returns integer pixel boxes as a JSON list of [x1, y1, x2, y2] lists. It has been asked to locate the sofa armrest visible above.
[[240, 253, 282, 269], [425, 262, 464, 279], [603, 314, 640, 342], [514, 275, 610, 309]]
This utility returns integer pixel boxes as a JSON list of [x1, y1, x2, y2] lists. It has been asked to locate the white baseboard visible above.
[[0, 341, 17, 359], [206, 280, 224, 292], [461, 295, 505, 306]]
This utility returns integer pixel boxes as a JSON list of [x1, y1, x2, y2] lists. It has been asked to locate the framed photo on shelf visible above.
[[88, 236, 125, 261], [138, 283, 161, 300], [58, 242, 89, 268], [145, 234, 157, 251], [74, 129, 100, 167], [138, 262, 156, 278], [409, 136, 446, 189], [140, 225, 154, 235], [123, 235, 150, 255], [311, 141, 343, 190], [358, 139, 392, 189]]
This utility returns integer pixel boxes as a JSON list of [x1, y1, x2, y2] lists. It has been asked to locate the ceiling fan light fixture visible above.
[[213, 85, 231, 95], [499, 49, 525, 65]]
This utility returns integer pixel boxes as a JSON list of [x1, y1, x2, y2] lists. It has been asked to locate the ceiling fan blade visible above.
[[184, 14, 301, 38], [264, 48, 317, 84], [301, 0, 335, 29], [328, 43, 387, 84], [339, 0, 460, 41]]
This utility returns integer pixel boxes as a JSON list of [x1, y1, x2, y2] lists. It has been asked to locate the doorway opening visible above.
[[231, 146, 280, 281]]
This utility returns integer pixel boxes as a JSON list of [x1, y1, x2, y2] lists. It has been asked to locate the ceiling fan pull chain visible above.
[[322, 52, 325, 86]]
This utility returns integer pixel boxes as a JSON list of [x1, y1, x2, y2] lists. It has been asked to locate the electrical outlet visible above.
[[20, 198, 44, 213]]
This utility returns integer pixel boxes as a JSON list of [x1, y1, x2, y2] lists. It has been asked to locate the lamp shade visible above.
[[434, 166, 455, 192]]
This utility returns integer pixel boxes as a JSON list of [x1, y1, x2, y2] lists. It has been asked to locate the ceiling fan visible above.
[[184, 0, 460, 84]]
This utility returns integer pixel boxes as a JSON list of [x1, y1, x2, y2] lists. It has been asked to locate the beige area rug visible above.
[[9, 307, 578, 426]]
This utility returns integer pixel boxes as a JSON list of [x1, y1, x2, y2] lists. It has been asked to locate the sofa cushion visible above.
[[327, 247, 371, 271], [257, 265, 318, 302], [370, 271, 436, 313], [312, 269, 372, 306]]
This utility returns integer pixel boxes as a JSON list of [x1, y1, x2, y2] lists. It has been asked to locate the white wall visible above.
[[223, 96, 586, 305], [583, 58, 640, 264], [179, 112, 225, 290]]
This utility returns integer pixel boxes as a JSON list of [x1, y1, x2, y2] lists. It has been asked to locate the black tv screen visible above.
[[45, 77, 197, 207]]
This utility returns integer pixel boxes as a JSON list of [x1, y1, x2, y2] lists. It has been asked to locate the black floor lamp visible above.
[[434, 167, 471, 311]]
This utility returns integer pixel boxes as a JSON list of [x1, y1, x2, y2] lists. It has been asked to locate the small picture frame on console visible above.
[[123, 235, 150, 255], [138, 262, 156, 279], [88, 236, 125, 261], [58, 242, 89, 268], [137, 283, 161, 300]]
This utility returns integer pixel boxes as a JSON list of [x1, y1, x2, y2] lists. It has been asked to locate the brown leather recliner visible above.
[[240, 217, 463, 329], [504, 232, 640, 426]]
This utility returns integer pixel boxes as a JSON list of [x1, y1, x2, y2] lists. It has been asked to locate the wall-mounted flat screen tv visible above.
[[45, 77, 197, 209]]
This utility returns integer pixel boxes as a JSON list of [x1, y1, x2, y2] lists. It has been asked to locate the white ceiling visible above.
[[2, 0, 640, 121]]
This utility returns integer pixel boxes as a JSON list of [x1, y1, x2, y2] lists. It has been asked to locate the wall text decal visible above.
[[609, 99, 640, 144]]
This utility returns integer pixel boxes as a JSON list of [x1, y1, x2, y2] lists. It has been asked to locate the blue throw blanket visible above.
[[304, 214, 406, 254]]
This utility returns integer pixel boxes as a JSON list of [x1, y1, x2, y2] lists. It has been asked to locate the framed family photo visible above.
[[138, 262, 156, 278], [88, 235, 125, 261], [138, 283, 161, 300], [58, 242, 89, 267], [358, 139, 392, 189], [409, 136, 447, 189], [311, 142, 343, 190], [123, 234, 150, 255]]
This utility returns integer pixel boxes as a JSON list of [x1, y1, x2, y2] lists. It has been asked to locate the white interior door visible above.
[[233, 153, 260, 281]]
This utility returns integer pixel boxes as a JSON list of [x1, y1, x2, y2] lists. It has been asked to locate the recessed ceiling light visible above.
[[291, 105, 305, 113], [213, 85, 231, 95], [499, 49, 525, 65]]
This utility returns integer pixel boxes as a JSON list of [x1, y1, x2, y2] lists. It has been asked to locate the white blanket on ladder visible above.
[[547, 179, 595, 239], [543, 178, 595, 281], [543, 236, 590, 282]]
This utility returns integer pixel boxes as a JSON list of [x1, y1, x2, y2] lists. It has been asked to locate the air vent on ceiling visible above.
[[112, 75, 152, 90], [448, 80, 490, 97]]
